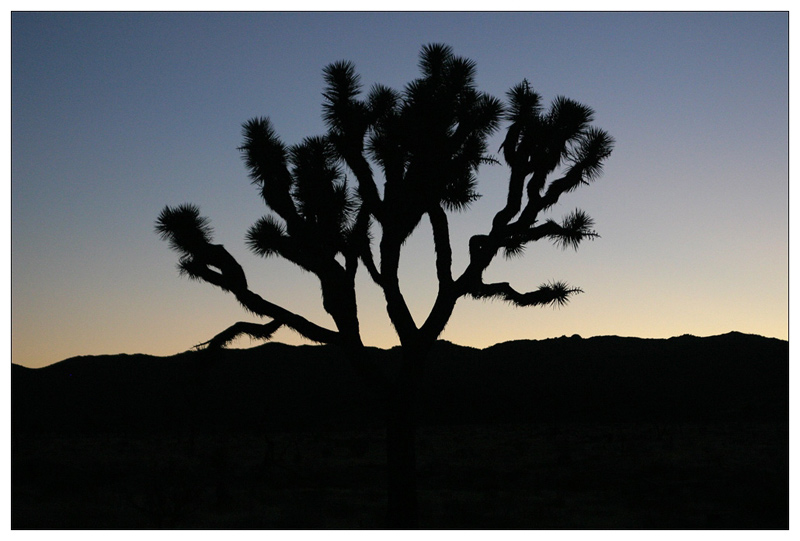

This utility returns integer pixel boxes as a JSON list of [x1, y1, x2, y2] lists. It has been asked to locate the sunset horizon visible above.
[[12, 12, 788, 369], [10, 11, 790, 530]]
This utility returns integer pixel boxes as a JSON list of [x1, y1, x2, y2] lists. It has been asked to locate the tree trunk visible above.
[[385, 382, 419, 528]]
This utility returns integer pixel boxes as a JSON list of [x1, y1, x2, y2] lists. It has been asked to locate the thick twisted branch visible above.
[[418, 206, 459, 345], [428, 205, 453, 286], [181, 243, 340, 345], [379, 234, 419, 343], [195, 320, 283, 350]]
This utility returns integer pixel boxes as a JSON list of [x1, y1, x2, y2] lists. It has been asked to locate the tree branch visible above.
[[341, 148, 385, 223], [490, 168, 528, 234], [537, 167, 584, 211], [181, 243, 341, 345], [428, 205, 453, 286], [468, 280, 583, 308], [195, 320, 283, 350], [500, 211, 598, 255], [417, 205, 460, 345], [360, 243, 383, 286], [379, 235, 419, 343], [350, 207, 382, 286]]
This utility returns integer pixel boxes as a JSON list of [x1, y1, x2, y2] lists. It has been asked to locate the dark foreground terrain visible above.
[[12, 332, 789, 529]]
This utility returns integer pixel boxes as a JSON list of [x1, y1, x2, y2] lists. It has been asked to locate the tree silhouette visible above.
[[156, 43, 613, 528]]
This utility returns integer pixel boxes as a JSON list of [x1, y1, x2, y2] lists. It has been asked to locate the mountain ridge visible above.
[[12, 332, 788, 435], [11, 330, 784, 370]]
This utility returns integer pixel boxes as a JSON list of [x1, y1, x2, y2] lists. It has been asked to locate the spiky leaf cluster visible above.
[[290, 136, 357, 236], [501, 81, 614, 204], [155, 203, 221, 281], [239, 120, 359, 264], [155, 203, 213, 255], [565, 127, 615, 184], [321, 44, 503, 241], [245, 215, 286, 257], [391, 45, 503, 215], [239, 117, 295, 218], [530, 280, 584, 308], [551, 209, 599, 250], [322, 60, 370, 143]]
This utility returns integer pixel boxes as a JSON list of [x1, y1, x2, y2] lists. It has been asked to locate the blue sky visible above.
[[11, 12, 788, 367]]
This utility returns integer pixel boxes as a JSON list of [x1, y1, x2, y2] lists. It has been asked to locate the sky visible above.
[[10, 11, 789, 368]]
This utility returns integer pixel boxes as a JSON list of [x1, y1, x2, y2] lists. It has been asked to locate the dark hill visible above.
[[12, 332, 788, 435]]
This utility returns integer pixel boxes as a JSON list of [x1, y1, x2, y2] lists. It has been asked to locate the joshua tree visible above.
[[156, 44, 613, 528]]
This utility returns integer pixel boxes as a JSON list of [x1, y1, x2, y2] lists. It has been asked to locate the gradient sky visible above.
[[11, 12, 788, 368]]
